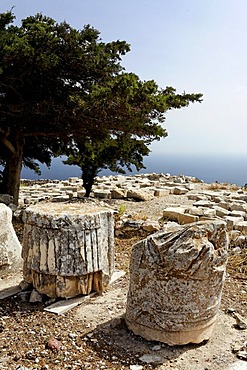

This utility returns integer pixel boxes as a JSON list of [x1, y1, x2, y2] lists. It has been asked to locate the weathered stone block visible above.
[[154, 188, 171, 197], [111, 188, 127, 199], [212, 205, 230, 217], [22, 202, 114, 298], [224, 216, 244, 230], [125, 220, 228, 345], [163, 207, 198, 224], [185, 206, 216, 218], [127, 189, 154, 201], [93, 190, 111, 199], [234, 221, 247, 234], [173, 186, 188, 195], [0, 204, 22, 275]]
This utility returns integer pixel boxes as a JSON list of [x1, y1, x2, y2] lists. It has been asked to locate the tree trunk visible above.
[[1, 132, 24, 205], [82, 165, 97, 197]]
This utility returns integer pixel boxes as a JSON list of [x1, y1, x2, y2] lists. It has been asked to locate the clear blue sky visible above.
[[1, 0, 247, 156]]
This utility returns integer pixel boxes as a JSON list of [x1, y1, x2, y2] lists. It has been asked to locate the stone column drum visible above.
[[22, 202, 114, 298], [125, 220, 228, 345]]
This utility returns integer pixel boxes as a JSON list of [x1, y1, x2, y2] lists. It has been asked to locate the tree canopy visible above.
[[62, 134, 152, 197], [0, 11, 203, 204]]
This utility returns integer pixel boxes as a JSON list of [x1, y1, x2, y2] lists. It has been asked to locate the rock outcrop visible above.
[[125, 220, 228, 345]]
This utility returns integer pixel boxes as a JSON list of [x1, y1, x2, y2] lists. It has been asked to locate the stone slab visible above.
[[44, 270, 125, 314], [0, 285, 22, 299]]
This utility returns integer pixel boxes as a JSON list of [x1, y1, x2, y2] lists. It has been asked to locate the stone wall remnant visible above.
[[125, 220, 228, 345]]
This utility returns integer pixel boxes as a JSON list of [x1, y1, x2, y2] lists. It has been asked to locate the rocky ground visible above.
[[0, 188, 247, 370]]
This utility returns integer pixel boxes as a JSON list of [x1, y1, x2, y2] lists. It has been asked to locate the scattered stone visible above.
[[151, 344, 162, 351], [232, 313, 247, 330], [225, 361, 247, 370], [0, 285, 22, 299], [19, 280, 32, 291], [46, 337, 62, 352], [127, 188, 154, 201], [139, 354, 163, 364], [142, 220, 160, 232], [154, 188, 170, 197], [173, 186, 188, 195], [94, 190, 111, 199], [111, 189, 127, 199], [29, 289, 43, 303], [124, 220, 143, 228], [235, 221, 247, 234], [163, 207, 199, 224], [130, 365, 143, 370], [237, 351, 247, 361], [227, 307, 236, 314], [232, 247, 242, 254]]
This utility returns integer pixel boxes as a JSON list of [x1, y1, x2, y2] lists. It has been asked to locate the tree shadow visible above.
[[85, 313, 208, 368]]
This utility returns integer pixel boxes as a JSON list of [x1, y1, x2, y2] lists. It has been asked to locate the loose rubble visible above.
[[10, 172, 247, 248]]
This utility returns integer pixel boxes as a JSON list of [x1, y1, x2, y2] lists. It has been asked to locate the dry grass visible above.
[[227, 248, 247, 279]]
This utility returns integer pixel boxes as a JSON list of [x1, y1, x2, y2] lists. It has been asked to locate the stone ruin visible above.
[[0, 203, 22, 275], [21, 202, 114, 298], [125, 220, 228, 345], [0, 175, 234, 346]]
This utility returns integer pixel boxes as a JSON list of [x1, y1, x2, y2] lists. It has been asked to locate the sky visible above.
[[1, 0, 247, 156]]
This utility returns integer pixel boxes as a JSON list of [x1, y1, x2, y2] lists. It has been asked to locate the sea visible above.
[[18, 153, 247, 187]]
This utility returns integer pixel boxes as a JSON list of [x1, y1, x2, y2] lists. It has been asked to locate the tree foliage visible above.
[[0, 11, 203, 204], [63, 134, 152, 196]]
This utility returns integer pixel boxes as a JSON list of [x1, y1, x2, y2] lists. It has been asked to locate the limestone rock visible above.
[[185, 206, 216, 219], [154, 188, 171, 197], [142, 220, 160, 232], [111, 188, 127, 199], [93, 189, 111, 199], [225, 361, 247, 370], [0, 203, 22, 275], [163, 207, 199, 224], [127, 188, 154, 201], [22, 202, 114, 298], [213, 205, 230, 217], [173, 186, 188, 195], [234, 221, 247, 234], [224, 216, 245, 230], [125, 220, 228, 345], [29, 289, 43, 303]]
